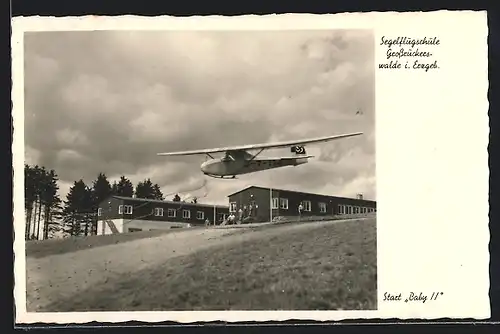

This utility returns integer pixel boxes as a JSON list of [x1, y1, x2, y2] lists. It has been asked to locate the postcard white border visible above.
[[12, 11, 490, 324]]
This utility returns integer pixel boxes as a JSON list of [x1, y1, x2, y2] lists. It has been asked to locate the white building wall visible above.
[[97, 219, 125, 235], [124, 220, 191, 232], [96, 219, 191, 235]]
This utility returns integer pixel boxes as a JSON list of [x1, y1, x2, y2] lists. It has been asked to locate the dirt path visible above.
[[26, 218, 366, 312], [26, 228, 237, 311]]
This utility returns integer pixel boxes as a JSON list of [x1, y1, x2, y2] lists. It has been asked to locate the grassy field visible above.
[[25, 228, 190, 259], [42, 218, 377, 311]]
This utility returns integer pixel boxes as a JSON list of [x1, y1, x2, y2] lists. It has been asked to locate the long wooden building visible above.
[[96, 195, 229, 235], [227, 186, 376, 223]]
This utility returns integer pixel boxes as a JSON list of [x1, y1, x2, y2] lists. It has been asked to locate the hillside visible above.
[[26, 218, 377, 311]]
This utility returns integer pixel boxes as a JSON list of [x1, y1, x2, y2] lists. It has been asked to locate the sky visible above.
[[24, 29, 375, 205]]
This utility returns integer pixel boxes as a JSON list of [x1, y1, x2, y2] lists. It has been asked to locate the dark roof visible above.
[[227, 185, 376, 203], [110, 195, 229, 209]]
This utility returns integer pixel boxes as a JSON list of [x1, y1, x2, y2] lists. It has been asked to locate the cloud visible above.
[[24, 29, 375, 204]]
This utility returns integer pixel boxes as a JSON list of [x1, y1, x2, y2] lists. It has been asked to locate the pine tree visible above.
[[111, 180, 118, 195], [25, 164, 63, 240], [33, 165, 45, 239], [90, 173, 112, 235], [63, 180, 92, 237], [116, 176, 134, 197], [135, 178, 156, 199], [40, 169, 62, 239], [24, 165, 36, 239], [173, 194, 181, 202], [152, 184, 164, 201], [45, 199, 63, 239], [82, 186, 94, 236]]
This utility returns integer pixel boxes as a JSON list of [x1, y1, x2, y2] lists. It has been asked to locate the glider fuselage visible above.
[[156, 131, 364, 179], [200, 155, 310, 178]]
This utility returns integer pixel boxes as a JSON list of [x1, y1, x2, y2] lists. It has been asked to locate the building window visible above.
[[197, 211, 204, 220], [279, 198, 288, 209], [229, 202, 237, 212], [363, 207, 367, 214], [98, 208, 102, 216], [118, 205, 123, 214], [124, 205, 133, 214], [338, 204, 344, 215], [272, 198, 279, 209], [154, 208, 164, 216], [183, 209, 191, 219], [302, 200, 311, 212], [346, 205, 352, 215], [167, 208, 176, 217], [319, 202, 327, 213]]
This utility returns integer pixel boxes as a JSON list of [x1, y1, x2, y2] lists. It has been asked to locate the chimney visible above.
[[356, 193, 363, 200]]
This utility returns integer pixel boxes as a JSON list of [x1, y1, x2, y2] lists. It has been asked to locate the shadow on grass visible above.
[[44, 219, 377, 311]]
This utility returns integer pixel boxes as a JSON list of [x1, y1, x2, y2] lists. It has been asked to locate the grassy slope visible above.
[[45, 218, 377, 311], [25, 229, 185, 259]]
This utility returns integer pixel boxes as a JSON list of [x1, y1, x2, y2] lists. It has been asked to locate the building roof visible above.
[[110, 195, 229, 209], [226, 185, 376, 203]]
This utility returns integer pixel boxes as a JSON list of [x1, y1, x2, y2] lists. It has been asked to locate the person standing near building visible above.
[[243, 205, 248, 219], [238, 207, 243, 224], [227, 213, 235, 225], [249, 194, 255, 217], [298, 203, 303, 221]]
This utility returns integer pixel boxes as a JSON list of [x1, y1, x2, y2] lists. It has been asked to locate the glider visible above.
[[157, 132, 363, 179]]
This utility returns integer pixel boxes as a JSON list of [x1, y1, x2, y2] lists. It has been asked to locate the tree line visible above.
[[24, 164, 189, 240]]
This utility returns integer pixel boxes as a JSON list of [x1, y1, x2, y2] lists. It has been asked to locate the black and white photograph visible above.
[[13, 11, 492, 324], [21, 27, 377, 313]]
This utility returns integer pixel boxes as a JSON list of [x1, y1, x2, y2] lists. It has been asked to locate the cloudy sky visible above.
[[24, 29, 375, 205]]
